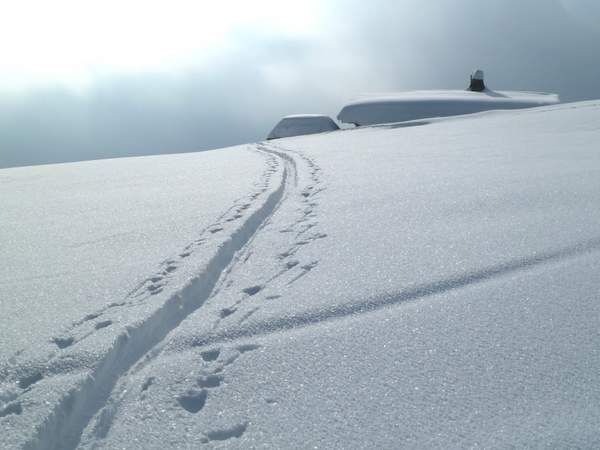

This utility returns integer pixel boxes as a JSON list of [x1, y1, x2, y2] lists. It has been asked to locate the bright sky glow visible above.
[[0, 0, 321, 90]]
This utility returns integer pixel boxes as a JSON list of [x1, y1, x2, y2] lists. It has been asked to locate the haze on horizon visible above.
[[1, 0, 599, 169]]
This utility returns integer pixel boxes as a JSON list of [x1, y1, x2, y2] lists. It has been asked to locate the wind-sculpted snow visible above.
[[3, 101, 600, 448], [338, 89, 560, 125]]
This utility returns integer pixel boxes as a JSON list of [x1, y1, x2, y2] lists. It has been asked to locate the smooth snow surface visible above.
[[338, 89, 560, 125], [2, 100, 600, 449], [0, 149, 267, 357], [267, 114, 339, 140]]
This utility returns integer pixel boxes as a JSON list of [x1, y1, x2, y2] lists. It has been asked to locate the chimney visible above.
[[468, 69, 486, 92]]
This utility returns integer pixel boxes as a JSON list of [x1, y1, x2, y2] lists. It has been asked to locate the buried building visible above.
[[337, 70, 559, 126], [267, 114, 339, 140]]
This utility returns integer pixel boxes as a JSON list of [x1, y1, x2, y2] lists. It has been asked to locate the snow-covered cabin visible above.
[[267, 114, 339, 140], [338, 71, 559, 126]]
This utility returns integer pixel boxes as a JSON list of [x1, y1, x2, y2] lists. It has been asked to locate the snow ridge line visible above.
[[24, 148, 290, 450], [187, 235, 600, 349]]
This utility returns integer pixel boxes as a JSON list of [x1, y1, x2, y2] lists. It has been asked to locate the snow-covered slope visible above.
[[338, 89, 560, 125], [0, 149, 272, 358], [2, 101, 600, 449]]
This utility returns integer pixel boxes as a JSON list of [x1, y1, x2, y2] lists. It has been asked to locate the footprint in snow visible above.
[[0, 402, 22, 417], [178, 389, 208, 413], [141, 377, 155, 392], [285, 260, 299, 270], [237, 344, 261, 353], [83, 312, 102, 323], [200, 349, 220, 362], [287, 261, 319, 285], [242, 285, 262, 296], [18, 372, 43, 390], [52, 336, 75, 349], [95, 320, 113, 330], [163, 265, 177, 274], [147, 284, 163, 295], [204, 422, 248, 442], [107, 302, 126, 309], [278, 249, 295, 260], [219, 308, 236, 319]]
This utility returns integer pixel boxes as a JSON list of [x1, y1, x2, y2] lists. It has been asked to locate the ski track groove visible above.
[[81, 143, 318, 446], [0, 152, 283, 387], [202, 142, 327, 332], [184, 234, 600, 350], [21, 145, 291, 450], [0, 153, 280, 387]]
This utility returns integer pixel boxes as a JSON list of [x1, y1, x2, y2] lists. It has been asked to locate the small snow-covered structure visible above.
[[267, 114, 339, 140], [338, 71, 559, 126]]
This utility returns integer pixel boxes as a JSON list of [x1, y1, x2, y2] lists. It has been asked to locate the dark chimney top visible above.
[[468, 69, 486, 92]]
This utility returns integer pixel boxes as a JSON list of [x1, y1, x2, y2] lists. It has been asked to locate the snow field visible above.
[[0, 146, 285, 449], [87, 101, 600, 448], [2, 100, 600, 448]]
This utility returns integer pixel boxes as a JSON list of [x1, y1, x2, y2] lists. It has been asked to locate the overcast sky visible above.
[[1, 0, 599, 168]]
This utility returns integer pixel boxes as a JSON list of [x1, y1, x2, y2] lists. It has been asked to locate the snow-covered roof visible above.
[[267, 115, 339, 140], [338, 89, 560, 125]]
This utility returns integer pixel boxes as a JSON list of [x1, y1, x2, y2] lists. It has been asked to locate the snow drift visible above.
[[338, 89, 560, 125]]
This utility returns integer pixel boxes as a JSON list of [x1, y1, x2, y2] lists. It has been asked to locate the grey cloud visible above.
[[1, 0, 599, 168], [338, 0, 600, 97], [0, 34, 337, 168]]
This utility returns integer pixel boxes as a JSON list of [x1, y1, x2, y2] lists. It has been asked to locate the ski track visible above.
[[3, 146, 287, 450], [179, 233, 600, 353], [206, 142, 327, 330], [76, 142, 328, 447], [1, 151, 282, 393]]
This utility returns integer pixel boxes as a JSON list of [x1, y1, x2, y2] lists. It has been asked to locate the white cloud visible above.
[[0, 0, 323, 90]]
